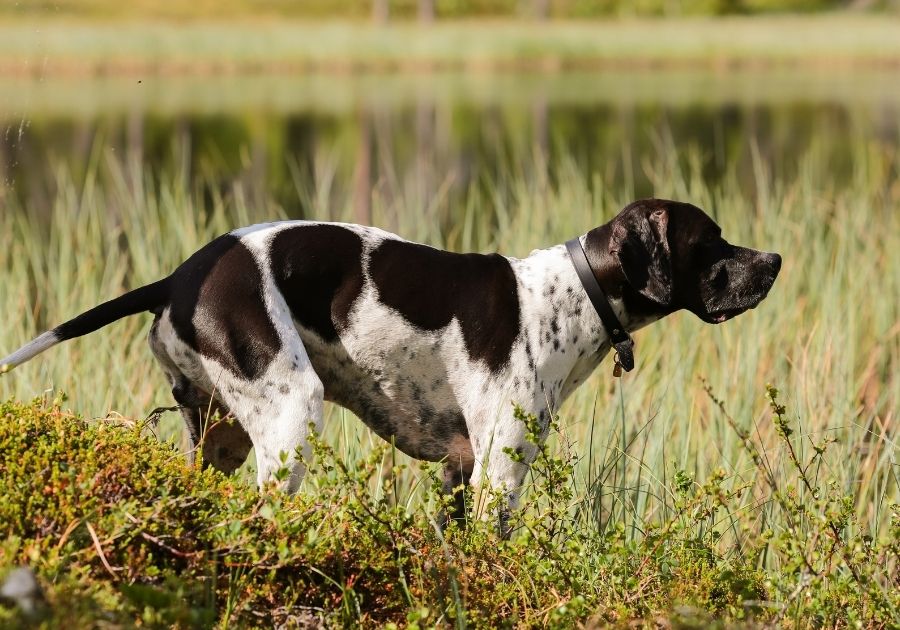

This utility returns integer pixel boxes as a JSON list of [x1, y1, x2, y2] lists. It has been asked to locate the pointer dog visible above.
[[1, 199, 780, 530]]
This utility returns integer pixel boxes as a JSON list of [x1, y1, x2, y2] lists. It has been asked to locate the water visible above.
[[2, 68, 899, 222]]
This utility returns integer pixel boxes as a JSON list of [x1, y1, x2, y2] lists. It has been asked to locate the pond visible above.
[[2, 68, 899, 223]]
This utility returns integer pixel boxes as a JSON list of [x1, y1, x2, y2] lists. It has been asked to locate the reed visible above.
[[1, 137, 897, 548]]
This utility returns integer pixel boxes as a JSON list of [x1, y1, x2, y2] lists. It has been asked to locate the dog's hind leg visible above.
[[154, 236, 324, 493], [149, 315, 252, 473], [171, 379, 252, 474], [209, 329, 325, 494]]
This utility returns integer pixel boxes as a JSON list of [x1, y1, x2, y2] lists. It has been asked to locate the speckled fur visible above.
[[0, 195, 787, 539], [2, 200, 782, 533], [144, 221, 651, 518]]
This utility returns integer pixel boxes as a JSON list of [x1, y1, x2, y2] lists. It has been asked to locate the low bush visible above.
[[0, 389, 897, 627]]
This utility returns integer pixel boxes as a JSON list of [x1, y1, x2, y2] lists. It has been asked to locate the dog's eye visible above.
[[699, 239, 733, 265], [718, 240, 735, 258], [697, 243, 719, 265]]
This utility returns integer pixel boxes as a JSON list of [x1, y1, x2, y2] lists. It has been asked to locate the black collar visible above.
[[565, 237, 635, 372]]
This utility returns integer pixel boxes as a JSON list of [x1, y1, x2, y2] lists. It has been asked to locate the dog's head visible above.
[[588, 199, 781, 324]]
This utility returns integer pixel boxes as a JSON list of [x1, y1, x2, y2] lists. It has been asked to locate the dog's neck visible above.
[[583, 222, 669, 330], [582, 223, 627, 298], [519, 224, 647, 337], [579, 224, 625, 297], [513, 245, 615, 409], [513, 229, 664, 407]]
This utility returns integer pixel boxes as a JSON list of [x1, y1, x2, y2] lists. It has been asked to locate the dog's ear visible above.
[[611, 206, 672, 305]]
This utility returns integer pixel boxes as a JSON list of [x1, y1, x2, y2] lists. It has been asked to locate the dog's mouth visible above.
[[702, 306, 749, 324], [698, 267, 779, 325]]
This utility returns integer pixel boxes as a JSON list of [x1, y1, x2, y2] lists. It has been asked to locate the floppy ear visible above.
[[610, 207, 672, 305]]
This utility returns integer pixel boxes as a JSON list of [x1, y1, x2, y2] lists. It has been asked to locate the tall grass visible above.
[[1, 139, 898, 553]]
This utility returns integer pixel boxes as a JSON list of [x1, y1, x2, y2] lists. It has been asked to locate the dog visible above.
[[1, 199, 780, 531]]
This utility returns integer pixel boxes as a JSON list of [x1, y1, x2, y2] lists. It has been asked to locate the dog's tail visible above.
[[0, 278, 171, 374]]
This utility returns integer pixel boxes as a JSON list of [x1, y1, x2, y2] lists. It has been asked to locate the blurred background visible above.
[[1, 2, 898, 505], [3, 1, 900, 231], [2, 5, 900, 624]]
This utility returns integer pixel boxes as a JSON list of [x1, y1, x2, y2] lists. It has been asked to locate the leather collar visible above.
[[565, 237, 635, 372]]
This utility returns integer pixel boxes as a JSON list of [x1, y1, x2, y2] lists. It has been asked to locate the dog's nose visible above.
[[767, 253, 782, 274]]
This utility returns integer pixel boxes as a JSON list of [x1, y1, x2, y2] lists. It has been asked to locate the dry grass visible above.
[[0, 140, 897, 535]]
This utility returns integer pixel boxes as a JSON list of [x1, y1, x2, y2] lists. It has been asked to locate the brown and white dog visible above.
[[1, 199, 780, 529]]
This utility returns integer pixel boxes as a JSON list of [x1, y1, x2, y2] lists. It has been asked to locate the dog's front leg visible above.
[[469, 407, 548, 539], [439, 459, 473, 529], [483, 455, 530, 539]]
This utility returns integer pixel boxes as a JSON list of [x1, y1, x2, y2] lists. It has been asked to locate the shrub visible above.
[[0, 391, 897, 627]]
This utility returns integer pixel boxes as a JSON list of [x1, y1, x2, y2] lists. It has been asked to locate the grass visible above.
[[2, 15, 900, 76], [0, 139, 898, 625], [0, 389, 896, 626]]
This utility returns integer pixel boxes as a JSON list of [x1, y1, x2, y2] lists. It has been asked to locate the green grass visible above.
[[0, 389, 897, 626], [2, 15, 900, 75], [0, 141, 898, 625]]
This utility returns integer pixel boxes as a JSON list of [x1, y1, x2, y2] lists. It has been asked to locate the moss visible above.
[[0, 396, 896, 628]]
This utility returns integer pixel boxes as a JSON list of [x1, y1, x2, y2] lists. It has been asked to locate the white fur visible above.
[[0, 331, 60, 373], [148, 223, 655, 516], [5, 222, 655, 520]]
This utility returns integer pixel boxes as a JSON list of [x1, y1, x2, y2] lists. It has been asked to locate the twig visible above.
[[139, 531, 200, 559], [86, 521, 119, 579], [55, 518, 82, 550]]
